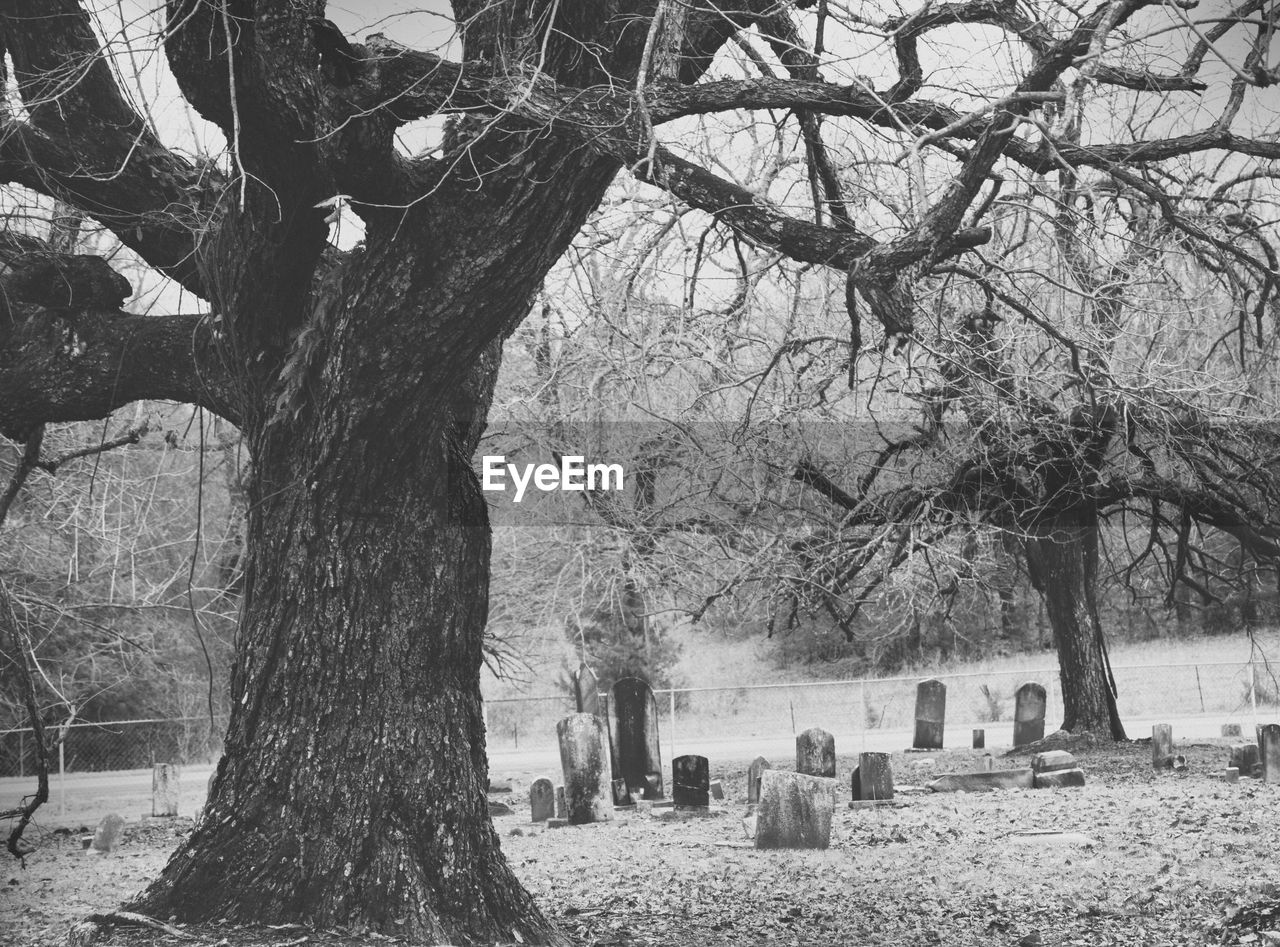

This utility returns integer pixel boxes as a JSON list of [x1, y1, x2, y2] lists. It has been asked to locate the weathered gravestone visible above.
[[1261, 724, 1280, 785], [972, 729, 985, 749], [529, 777, 555, 822], [850, 751, 893, 801], [572, 662, 600, 716], [556, 714, 612, 824], [89, 813, 124, 854], [796, 727, 836, 778], [1230, 743, 1259, 777], [607, 678, 664, 799], [555, 786, 567, 819], [1014, 682, 1047, 747], [913, 679, 946, 749], [1152, 724, 1174, 771], [152, 763, 180, 817], [1223, 766, 1240, 783], [673, 755, 710, 808], [612, 778, 633, 807], [1222, 723, 1243, 738], [1031, 750, 1085, 788], [754, 770, 834, 850], [747, 756, 772, 805]]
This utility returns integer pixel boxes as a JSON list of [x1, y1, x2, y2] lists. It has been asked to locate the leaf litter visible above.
[[2, 741, 1277, 946]]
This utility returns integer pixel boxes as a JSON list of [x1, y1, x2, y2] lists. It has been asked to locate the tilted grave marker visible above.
[[89, 813, 124, 854], [572, 662, 600, 716], [1261, 724, 1280, 785], [851, 752, 893, 801], [754, 770, 834, 850], [747, 756, 772, 805]]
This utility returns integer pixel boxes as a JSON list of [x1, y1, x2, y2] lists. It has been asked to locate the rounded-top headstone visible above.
[[673, 754, 710, 807], [796, 727, 836, 778], [529, 776, 555, 822], [1013, 682, 1047, 747], [555, 714, 612, 824]]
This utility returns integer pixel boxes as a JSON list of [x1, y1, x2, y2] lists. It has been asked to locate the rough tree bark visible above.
[[3, 0, 1274, 940]]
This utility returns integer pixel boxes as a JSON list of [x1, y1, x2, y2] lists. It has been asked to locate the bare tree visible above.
[[2, 0, 1278, 938]]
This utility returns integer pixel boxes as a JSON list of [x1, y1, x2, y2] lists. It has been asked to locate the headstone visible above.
[[673, 755, 710, 807], [611, 778, 633, 807], [1230, 743, 1259, 776], [795, 727, 836, 778], [529, 777, 555, 822], [913, 679, 946, 749], [851, 752, 893, 801], [152, 763, 179, 817], [1221, 723, 1243, 738], [754, 770, 834, 850], [1013, 682, 1047, 747], [572, 662, 600, 716], [747, 756, 772, 804], [981, 754, 994, 771], [1031, 750, 1077, 774], [1152, 724, 1174, 770], [972, 728, 985, 749], [1033, 768, 1086, 789], [555, 785, 566, 819], [927, 769, 1034, 792], [89, 813, 124, 854], [709, 779, 724, 801], [607, 678, 664, 798], [1261, 723, 1280, 785], [1224, 766, 1240, 783], [556, 714, 611, 824]]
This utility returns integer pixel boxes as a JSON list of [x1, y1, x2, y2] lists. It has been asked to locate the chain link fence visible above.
[[0, 716, 224, 779], [484, 658, 1279, 754], [2, 659, 1274, 776]]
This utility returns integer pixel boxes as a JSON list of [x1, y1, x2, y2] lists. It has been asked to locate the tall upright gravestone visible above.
[[572, 662, 600, 716], [1013, 682, 1047, 747], [556, 714, 612, 824], [152, 763, 180, 817], [1260, 723, 1280, 784], [608, 677, 664, 799], [913, 679, 946, 749]]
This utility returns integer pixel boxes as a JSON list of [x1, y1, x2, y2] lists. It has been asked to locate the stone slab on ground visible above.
[[1033, 768, 1086, 789], [928, 769, 1035, 793]]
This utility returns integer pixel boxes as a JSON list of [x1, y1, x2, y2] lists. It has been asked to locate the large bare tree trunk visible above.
[[1026, 512, 1126, 740]]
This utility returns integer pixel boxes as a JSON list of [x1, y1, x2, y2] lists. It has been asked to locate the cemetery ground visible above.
[[4, 741, 1278, 947]]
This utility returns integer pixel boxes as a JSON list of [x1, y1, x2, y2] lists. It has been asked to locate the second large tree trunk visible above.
[[1026, 511, 1126, 740]]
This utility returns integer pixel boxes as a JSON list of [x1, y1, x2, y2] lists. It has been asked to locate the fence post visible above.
[[58, 734, 66, 817], [18, 730, 24, 780], [860, 679, 867, 751], [1250, 660, 1259, 729], [668, 689, 676, 762]]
